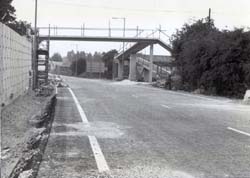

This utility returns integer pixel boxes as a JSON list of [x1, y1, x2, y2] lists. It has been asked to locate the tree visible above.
[[79, 51, 86, 59], [50, 53, 63, 62], [70, 58, 87, 76], [102, 49, 118, 79], [0, 1, 33, 37], [0, 0, 16, 24], [66, 50, 75, 61], [171, 18, 250, 98]]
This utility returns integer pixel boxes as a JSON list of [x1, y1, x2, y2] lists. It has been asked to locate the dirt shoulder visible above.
[[1, 91, 54, 178]]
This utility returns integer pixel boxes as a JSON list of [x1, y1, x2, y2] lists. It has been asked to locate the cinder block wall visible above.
[[0, 22, 32, 107]]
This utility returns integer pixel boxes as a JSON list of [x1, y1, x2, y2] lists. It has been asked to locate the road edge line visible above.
[[68, 87, 89, 124], [88, 135, 110, 172], [68, 87, 110, 172]]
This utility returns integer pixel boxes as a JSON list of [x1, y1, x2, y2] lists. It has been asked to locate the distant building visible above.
[[82, 59, 106, 78], [49, 58, 72, 76]]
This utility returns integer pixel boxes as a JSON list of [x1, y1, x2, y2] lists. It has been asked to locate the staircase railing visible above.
[[136, 57, 171, 76], [116, 28, 170, 54]]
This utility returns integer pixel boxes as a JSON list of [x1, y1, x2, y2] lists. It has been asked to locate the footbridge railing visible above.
[[116, 27, 170, 54], [136, 57, 171, 76], [38, 26, 169, 40]]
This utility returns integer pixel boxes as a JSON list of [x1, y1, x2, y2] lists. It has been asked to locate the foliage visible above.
[[70, 58, 87, 76], [102, 49, 118, 79], [0, 0, 16, 24], [171, 18, 250, 98], [50, 53, 63, 62], [67, 50, 104, 76], [0, 1, 33, 37], [7, 20, 33, 37], [66, 50, 103, 62]]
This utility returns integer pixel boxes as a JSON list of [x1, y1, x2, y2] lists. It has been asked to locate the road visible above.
[[37, 76, 250, 178]]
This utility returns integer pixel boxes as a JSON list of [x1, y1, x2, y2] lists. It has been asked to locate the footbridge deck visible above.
[[38, 35, 164, 43]]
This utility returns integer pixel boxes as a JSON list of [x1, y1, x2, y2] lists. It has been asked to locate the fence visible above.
[[0, 22, 32, 107]]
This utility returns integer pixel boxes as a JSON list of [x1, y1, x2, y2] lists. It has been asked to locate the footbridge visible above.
[[34, 26, 173, 87]]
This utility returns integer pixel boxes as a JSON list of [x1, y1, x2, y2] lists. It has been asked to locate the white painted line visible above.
[[88, 135, 110, 172], [227, 127, 250, 137], [68, 87, 89, 125], [68, 87, 110, 172], [161, 104, 171, 109]]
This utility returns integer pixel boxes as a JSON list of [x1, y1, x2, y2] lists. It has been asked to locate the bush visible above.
[[171, 18, 250, 98]]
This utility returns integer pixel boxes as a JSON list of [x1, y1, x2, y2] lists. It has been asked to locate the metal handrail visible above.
[[38, 26, 168, 32], [37, 25, 171, 57], [38, 26, 169, 40], [136, 57, 170, 74], [117, 29, 145, 52], [116, 29, 170, 54]]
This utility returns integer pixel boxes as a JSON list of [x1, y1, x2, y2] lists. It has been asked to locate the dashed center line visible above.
[[227, 127, 250, 137], [161, 104, 171, 109], [68, 87, 110, 172]]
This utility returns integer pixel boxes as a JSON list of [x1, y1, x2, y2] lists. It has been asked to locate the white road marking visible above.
[[68, 87, 110, 172], [68, 88, 89, 125], [88, 136, 110, 172], [227, 127, 250, 137], [161, 104, 171, 109]]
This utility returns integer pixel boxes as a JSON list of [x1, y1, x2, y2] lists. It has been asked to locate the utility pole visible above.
[[123, 18, 126, 71], [72, 44, 78, 77], [34, 0, 38, 35], [33, 0, 38, 89], [75, 45, 78, 77], [108, 20, 111, 37], [208, 8, 211, 24]]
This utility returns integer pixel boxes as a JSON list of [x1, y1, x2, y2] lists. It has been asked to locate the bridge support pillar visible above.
[[129, 54, 137, 81], [118, 60, 124, 80], [149, 44, 154, 83]]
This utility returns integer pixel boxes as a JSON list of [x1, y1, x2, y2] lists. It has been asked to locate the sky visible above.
[[12, 0, 250, 57]]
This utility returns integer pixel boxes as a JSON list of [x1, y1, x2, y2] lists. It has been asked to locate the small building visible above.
[[49, 60, 72, 76], [82, 59, 106, 78]]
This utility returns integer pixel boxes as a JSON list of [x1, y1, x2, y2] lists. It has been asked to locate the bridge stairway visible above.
[[136, 57, 170, 80], [115, 42, 152, 60], [115, 40, 172, 60]]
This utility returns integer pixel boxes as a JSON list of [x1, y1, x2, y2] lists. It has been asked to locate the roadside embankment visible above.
[[1, 88, 56, 178]]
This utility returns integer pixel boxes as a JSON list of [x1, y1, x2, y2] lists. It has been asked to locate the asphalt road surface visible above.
[[37, 76, 250, 178]]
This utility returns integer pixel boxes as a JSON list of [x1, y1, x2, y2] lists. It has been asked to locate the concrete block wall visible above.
[[0, 22, 32, 106]]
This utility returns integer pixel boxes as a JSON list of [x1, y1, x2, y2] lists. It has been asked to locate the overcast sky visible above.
[[13, 0, 250, 56]]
